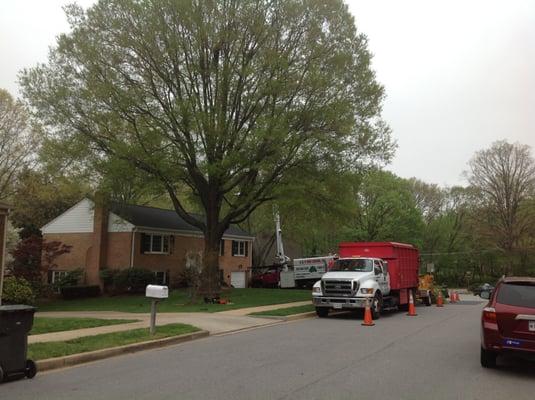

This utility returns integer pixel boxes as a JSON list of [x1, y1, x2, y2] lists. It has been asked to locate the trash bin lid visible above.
[[0, 305, 36, 313]]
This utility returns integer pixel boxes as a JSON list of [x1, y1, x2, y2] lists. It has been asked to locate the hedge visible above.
[[60, 285, 101, 300]]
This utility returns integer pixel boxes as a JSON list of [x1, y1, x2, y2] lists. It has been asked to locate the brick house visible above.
[[41, 198, 254, 288]]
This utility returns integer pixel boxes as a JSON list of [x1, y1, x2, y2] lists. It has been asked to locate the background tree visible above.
[[0, 89, 37, 200], [9, 169, 89, 238], [352, 170, 424, 245], [467, 140, 535, 274], [248, 167, 359, 266], [21, 0, 393, 295]]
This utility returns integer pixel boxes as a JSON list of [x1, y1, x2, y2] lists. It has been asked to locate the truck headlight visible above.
[[312, 287, 322, 294], [360, 288, 374, 294]]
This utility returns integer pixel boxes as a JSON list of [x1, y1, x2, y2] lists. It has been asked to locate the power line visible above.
[[421, 247, 535, 256], [420, 249, 499, 256]]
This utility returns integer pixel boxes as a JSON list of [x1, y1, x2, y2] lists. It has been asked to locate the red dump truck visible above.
[[312, 242, 425, 318]]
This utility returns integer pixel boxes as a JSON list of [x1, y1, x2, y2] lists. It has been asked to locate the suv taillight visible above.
[[483, 307, 496, 323]]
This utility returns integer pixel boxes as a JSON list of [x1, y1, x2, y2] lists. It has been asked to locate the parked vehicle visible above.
[[312, 242, 421, 318], [480, 276, 535, 368], [473, 283, 495, 297], [293, 256, 337, 288], [251, 266, 281, 288]]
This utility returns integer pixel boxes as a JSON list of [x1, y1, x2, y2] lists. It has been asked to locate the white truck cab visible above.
[[312, 257, 390, 318]]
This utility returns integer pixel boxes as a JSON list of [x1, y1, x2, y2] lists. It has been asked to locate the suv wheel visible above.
[[316, 307, 329, 318], [480, 347, 497, 368]]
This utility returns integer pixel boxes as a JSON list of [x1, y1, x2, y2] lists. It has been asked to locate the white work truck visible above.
[[292, 255, 337, 288], [312, 257, 390, 319]]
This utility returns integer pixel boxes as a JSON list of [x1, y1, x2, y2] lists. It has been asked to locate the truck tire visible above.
[[316, 307, 329, 318], [0, 365, 4, 384], [371, 293, 382, 320], [480, 347, 497, 368]]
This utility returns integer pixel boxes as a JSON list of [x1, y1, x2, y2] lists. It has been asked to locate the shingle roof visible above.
[[110, 202, 253, 239]]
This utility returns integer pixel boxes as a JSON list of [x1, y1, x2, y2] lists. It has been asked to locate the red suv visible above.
[[480, 277, 535, 368]]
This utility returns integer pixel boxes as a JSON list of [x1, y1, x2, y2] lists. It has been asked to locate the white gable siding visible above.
[[108, 212, 134, 232], [42, 198, 94, 234]]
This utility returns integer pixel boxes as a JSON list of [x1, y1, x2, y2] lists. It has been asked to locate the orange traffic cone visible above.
[[407, 291, 417, 316], [362, 297, 375, 326], [436, 290, 444, 307]]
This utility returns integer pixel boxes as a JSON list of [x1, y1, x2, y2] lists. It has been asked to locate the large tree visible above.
[[468, 140, 535, 273], [0, 89, 37, 200], [353, 170, 424, 245], [21, 0, 393, 295], [9, 169, 89, 238]]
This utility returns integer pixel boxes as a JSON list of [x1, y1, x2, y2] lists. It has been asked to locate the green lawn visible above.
[[28, 323, 200, 361], [249, 304, 315, 317], [37, 288, 311, 313], [31, 317, 138, 335]]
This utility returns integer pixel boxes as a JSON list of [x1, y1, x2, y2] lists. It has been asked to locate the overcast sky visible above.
[[1, 0, 534, 187]]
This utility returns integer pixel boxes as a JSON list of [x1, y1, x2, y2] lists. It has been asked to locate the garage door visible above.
[[231, 271, 246, 288]]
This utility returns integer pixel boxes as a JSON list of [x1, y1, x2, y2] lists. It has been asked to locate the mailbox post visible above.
[[145, 285, 169, 335]]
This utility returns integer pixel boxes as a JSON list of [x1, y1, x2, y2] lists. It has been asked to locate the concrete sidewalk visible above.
[[31, 301, 313, 343]]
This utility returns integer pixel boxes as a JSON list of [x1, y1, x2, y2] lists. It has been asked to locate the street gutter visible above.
[[248, 311, 317, 321], [36, 330, 209, 372]]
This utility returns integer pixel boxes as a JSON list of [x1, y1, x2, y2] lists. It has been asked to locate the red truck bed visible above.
[[338, 242, 419, 290]]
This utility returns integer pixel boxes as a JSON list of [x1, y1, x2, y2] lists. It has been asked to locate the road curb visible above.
[[36, 330, 209, 372], [249, 311, 316, 321]]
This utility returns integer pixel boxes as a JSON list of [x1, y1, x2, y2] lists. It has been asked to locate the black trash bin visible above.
[[0, 305, 37, 383]]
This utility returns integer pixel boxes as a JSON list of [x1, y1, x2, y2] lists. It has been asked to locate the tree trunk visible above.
[[198, 197, 225, 299], [199, 235, 221, 299]]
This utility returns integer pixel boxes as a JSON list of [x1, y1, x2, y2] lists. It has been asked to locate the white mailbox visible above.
[[145, 285, 169, 299]]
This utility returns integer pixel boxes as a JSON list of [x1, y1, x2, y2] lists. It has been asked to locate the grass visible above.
[[249, 304, 315, 317], [37, 288, 311, 313], [28, 323, 200, 361], [31, 317, 138, 335]]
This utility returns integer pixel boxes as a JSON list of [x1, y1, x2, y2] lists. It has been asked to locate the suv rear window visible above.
[[496, 283, 535, 308]]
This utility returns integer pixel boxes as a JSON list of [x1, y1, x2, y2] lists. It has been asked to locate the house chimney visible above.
[[87, 198, 108, 286]]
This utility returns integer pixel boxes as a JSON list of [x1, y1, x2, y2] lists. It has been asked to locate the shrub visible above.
[[56, 269, 84, 289], [60, 285, 101, 300], [99, 268, 117, 286], [112, 268, 155, 293], [2, 276, 36, 305]]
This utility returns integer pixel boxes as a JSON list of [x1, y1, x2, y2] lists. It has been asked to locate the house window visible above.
[[48, 270, 68, 285], [141, 233, 170, 254], [219, 240, 225, 256], [231, 240, 248, 257]]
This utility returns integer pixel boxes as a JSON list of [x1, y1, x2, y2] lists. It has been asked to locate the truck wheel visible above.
[[0, 365, 4, 384], [316, 307, 329, 318], [480, 347, 497, 368], [371, 293, 382, 320], [25, 360, 37, 379]]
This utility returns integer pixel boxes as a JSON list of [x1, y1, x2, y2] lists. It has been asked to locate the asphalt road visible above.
[[4, 299, 535, 400]]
